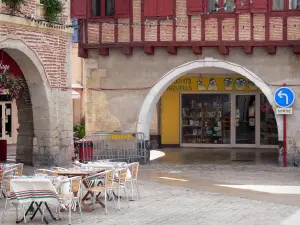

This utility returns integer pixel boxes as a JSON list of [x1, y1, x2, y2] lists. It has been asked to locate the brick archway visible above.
[[0, 38, 53, 165], [137, 57, 281, 143]]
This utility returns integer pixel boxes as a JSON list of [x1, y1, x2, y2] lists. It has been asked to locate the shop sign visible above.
[[276, 108, 292, 115], [0, 60, 10, 73], [167, 76, 260, 93], [167, 78, 192, 92]]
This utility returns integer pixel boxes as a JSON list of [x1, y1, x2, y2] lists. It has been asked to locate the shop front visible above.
[[161, 75, 278, 148]]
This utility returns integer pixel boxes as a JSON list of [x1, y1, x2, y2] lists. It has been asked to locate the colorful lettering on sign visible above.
[[167, 78, 192, 92], [167, 76, 260, 92]]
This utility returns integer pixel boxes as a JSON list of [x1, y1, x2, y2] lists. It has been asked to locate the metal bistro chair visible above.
[[1, 168, 19, 223], [83, 171, 117, 214], [55, 176, 83, 225], [126, 162, 140, 200], [114, 168, 130, 210]]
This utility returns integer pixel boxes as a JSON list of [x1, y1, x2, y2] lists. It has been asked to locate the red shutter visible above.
[[158, 0, 174, 16], [236, 0, 250, 12], [115, 0, 130, 17], [251, 0, 268, 12], [187, 0, 203, 15], [144, 0, 158, 16], [71, 0, 87, 19]]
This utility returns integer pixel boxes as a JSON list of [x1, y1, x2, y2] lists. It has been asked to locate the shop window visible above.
[[290, 0, 300, 9], [260, 94, 278, 145], [272, 0, 284, 10], [181, 94, 231, 145]]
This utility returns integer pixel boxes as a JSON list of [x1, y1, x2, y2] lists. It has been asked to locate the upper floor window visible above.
[[91, 0, 114, 17], [208, 0, 235, 12], [272, 0, 284, 10], [290, 0, 300, 9], [272, 0, 300, 10], [71, 0, 129, 19]]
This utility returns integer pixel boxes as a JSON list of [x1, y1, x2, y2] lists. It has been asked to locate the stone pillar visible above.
[[16, 85, 34, 165]]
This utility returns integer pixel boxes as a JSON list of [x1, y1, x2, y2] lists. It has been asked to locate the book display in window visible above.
[[181, 94, 231, 144]]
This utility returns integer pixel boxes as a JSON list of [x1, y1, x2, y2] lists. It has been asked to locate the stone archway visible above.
[[137, 57, 281, 145], [0, 38, 53, 165]]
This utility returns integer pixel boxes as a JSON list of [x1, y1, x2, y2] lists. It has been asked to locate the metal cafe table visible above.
[[53, 169, 106, 211]]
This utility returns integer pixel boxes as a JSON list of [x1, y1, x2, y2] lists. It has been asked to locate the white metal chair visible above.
[[114, 168, 130, 210], [83, 171, 117, 214], [126, 162, 140, 200], [1, 168, 19, 223], [55, 176, 83, 225]]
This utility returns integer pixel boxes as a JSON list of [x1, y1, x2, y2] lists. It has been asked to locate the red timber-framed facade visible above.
[[72, 0, 300, 57]]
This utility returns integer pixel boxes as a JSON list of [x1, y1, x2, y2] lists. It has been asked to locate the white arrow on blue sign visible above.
[[274, 87, 295, 108]]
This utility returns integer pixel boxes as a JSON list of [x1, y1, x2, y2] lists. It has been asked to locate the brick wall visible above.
[[95, 0, 300, 46], [0, 0, 70, 24], [0, 23, 69, 88]]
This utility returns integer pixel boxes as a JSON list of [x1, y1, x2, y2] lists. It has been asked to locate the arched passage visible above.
[[137, 57, 282, 147], [0, 38, 52, 165]]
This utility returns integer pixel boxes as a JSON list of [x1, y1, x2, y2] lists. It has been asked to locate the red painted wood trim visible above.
[[173, 0, 176, 42], [250, 13, 254, 41], [201, 16, 205, 41], [218, 18, 222, 41], [265, 14, 269, 41], [83, 40, 300, 48], [188, 16, 191, 41], [114, 18, 118, 42], [141, 0, 145, 41], [130, 0, 133, 42], [283, 15, 287, 41], [99, 22, 102, 44], [84, 20, 88, 44], [294, 46, 300, 54], [157, 18, 161, 41], [235, 14, 238, 41]]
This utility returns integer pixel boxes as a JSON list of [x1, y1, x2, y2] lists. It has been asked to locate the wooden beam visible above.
[[293, 46, 300, 54], [144, 46, 155, 55], [98, 47, 109, 56], [244, 46, 253, 54], [267, 46, 276, 55], [192, 46, 202, 55], [219, 46, 229, 55], [167, 46, 177, 55], [78, 47, 88, 58], [122, 47, 133, 56]]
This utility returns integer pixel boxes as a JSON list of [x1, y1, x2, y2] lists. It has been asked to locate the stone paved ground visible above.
[[0, 179, 298, 225], [0, 163, 299, 225], [2, 148, 300, 224]]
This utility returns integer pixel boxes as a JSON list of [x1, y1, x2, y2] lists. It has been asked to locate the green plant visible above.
[[2, 0, 25, 15], [0, 73, 25, 99], [43, 0, 63, 24], [74, 117, 85, 139]]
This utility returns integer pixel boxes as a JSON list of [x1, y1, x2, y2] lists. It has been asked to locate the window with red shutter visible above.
[[187, 0, 203, 15], [144, 0, 158, 16], [158, 0, 174, 16], [235, 0, 250, 12], [115, 0, 130, 17], [71, 0, 87, 18], [144, 0, 174, 16], [251, 0, 268, 12]]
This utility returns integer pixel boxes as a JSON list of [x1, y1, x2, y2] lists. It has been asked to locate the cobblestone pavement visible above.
[[0, 163, 299, 225]]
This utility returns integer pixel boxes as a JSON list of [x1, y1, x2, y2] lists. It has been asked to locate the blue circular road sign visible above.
[[274, 87, 295, 108]]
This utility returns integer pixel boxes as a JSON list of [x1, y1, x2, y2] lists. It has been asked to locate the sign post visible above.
[[274, 85, 295, 167]]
